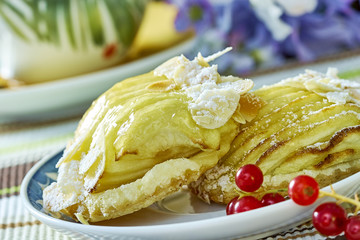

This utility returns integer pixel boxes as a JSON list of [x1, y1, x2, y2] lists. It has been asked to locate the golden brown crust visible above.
[[43, 68, 263, 222], [190, 77, 360, 204], [44, 140, 231, 222], [82, 152, 219, 222]]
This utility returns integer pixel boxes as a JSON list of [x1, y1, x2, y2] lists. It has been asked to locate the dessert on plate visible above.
[[43, 48, 261, 223], [43, 46, 360, 223], [190, 68, 360, 204]]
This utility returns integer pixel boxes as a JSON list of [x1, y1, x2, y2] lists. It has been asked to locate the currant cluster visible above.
[[226, 164, 360, 240], [226, 164, 285, 214]]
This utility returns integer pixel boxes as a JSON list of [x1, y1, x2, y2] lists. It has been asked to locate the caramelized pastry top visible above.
[[43, 50, 261, 222], [190, 68, 360, 204], [55, 50, 256, 193], [276, 68, 360, 104]]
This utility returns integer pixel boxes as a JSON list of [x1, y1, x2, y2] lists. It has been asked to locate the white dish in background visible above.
[[21, 149, 360, 240], [0, 39, 194, 121]]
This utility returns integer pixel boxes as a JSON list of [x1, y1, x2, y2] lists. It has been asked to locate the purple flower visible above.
[[196, 0, 281, 74], [282, 0, 360, 61], [169, 0, 214, 33], [169, 0, 360, 75], [218, 51, 255, 75], [216, 0, 274, 50]]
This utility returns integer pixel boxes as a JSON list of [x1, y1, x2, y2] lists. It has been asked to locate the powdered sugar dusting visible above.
[[43, 160, 86, 212], [278, 68, 360, 105], [154, 51, 254, 129]]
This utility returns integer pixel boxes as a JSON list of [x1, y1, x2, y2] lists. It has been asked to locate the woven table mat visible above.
[[2, 54, 360, 239], [1, 111, 352, 240], [0, 117, 78, 240]]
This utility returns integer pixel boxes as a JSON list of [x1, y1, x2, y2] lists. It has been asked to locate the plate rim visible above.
[[20, 148, 360, 239], [19, 149, 292, 230]]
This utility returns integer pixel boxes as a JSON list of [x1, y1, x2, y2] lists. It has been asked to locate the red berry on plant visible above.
[[226, 196, 263, 215], [261, 193, 285, 206], [232, 196, 262, 213], [312, 202, 347, 236], [288, 175, 319, 206], [345, 215, 360, 240], [235, 164, 263, 192], [226, 197, 238, 215]]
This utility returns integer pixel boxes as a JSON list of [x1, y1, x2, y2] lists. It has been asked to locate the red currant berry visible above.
[[288, 175, 319, 206], [345, 216, 360, 240], [232, 196, 262, 213], [226, 197, 238, 215], [261, 193, 285, 206], [312, 202, 347, 236], [235, 164, 263, 192]]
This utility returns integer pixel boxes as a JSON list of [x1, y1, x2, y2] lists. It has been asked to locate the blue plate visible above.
[[21, 149, 360, 240], [24, 150, 76, 222]]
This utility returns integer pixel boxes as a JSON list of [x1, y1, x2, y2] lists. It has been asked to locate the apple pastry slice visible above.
[[190, 68, 360, 204], [43, 49, 262, 223]]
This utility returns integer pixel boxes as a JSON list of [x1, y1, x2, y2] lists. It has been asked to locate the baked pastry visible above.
[[190, 68, 360, 204], [43, 49, 262, 223]]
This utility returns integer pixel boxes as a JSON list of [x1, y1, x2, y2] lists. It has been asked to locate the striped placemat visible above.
[[0, 117, 78, 240], [1, 60, 360, 240]]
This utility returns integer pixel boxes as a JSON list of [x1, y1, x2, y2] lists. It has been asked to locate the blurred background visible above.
[[1, 0, 360, 122], [170, 0, 360, 76], [2, 2, 360, 240]]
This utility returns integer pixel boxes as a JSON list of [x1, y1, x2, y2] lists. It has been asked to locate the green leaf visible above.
[[0, 0, 37, 41], [339, 69, 360, 80], [77, 0, 89, 51], [62, 0, 76, 48], [0, 0, 147, 50], [85, 0, 104, 46], [45, 0, 60, 46], [0, 9, 28, 41], [106, 0, 146, 47]]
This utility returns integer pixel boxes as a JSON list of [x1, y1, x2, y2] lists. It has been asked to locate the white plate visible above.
[[21, 149, 360, 240], [0, 39, 195, 121]]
